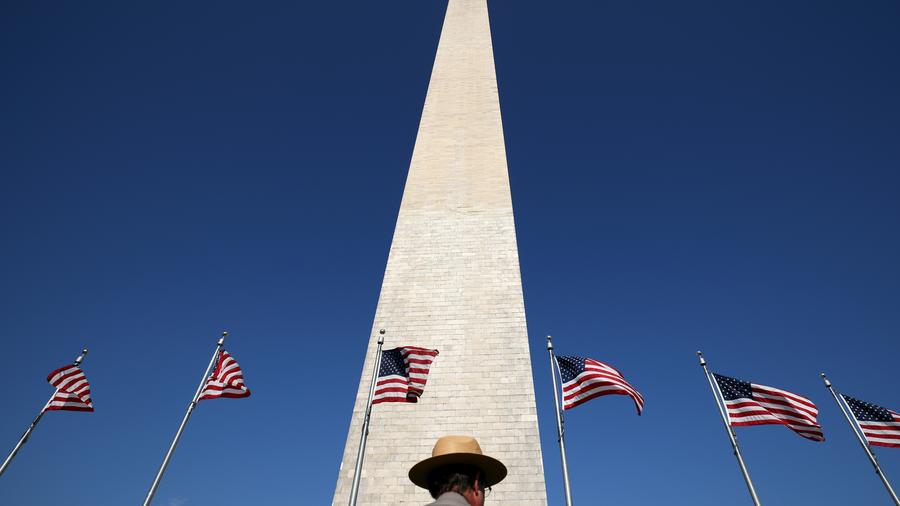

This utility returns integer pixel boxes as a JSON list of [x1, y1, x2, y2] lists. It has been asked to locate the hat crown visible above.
[[432, 435, 483, 458]]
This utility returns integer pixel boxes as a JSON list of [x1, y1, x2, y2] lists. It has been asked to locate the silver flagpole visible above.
[[0, 348, 88, 478], [821, 373, 900, 505], [142, 332, 226, 506], [697, 351, 761, 506], [349, 329, 386, 506], [546, 336, 573, 506]]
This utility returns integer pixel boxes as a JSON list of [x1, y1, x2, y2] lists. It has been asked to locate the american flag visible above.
[[713, 373, 824, 442], [199, 350, 251, 401], [842, 394, 900, 448], [555, 355, 644, 414], [373, 347, 438, 404], [43, 364, 93, 413]]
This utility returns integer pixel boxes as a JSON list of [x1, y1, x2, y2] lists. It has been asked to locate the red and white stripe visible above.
[[725, 383, 824, 442], [403, 347, 438, 397], [199, 350, 251, 401], [373, 347, 438, 404], [561, 358, 644, 414], [857, 409, 900, 448], [373, 382, 408, 403], [43, 365, 93, 412]]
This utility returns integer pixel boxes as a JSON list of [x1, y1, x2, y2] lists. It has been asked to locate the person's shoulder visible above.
[[426, 491, 469, 505]]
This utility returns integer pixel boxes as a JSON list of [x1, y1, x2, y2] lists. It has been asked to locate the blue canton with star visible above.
[[843, 395, 893, 422], [379, 348, 407, 378], [713, 373, 753, 400], [556, 355, 587, 383]]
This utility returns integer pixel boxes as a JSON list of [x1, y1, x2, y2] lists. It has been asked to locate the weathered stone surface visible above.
[[333, 1, 547, 503]]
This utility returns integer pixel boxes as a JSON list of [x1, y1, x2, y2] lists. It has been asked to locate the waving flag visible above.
[[44, 364, 93, 412], [556, 355, 644, 414], [713, 373, 823, 441], [373, 346, 439, 404], [842, 394, 900, 448], [199, 350, 251, 401]]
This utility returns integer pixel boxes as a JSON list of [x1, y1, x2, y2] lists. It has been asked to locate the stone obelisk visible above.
[[333, 1, 548, 504]]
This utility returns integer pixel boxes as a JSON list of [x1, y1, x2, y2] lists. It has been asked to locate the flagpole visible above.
[[697, 351, 761, 506], [546, 336, 573, 506], [820, 373, 900, 505], [142, 332, 226, 506], [349, 329, 385, 506], [0, 348, 88, 478]]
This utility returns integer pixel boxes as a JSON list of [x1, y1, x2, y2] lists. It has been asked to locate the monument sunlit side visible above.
[[333, 1, 548, 503]]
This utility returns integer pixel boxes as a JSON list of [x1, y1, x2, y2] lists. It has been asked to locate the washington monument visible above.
[[333, 1, 548, 503]]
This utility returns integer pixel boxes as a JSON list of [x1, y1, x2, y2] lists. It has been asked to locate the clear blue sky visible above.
[[2, 1, 899, 504]]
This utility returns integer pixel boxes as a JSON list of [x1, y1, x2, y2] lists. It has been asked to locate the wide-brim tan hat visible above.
[[409, 435, 507, 489]]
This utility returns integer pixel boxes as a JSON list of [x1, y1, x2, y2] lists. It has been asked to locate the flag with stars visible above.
[[373, 347, 439, 404], [713, 373, 824, 441], [555, 355, 644, 414], [842, 394, 900, 448]]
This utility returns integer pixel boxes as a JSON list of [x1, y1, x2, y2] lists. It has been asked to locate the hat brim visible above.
[[409, 452, 507, 490]]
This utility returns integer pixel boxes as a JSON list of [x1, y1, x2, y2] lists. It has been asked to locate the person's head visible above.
[[409, 435, 506, 506], [426, 464, 489, 505]]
